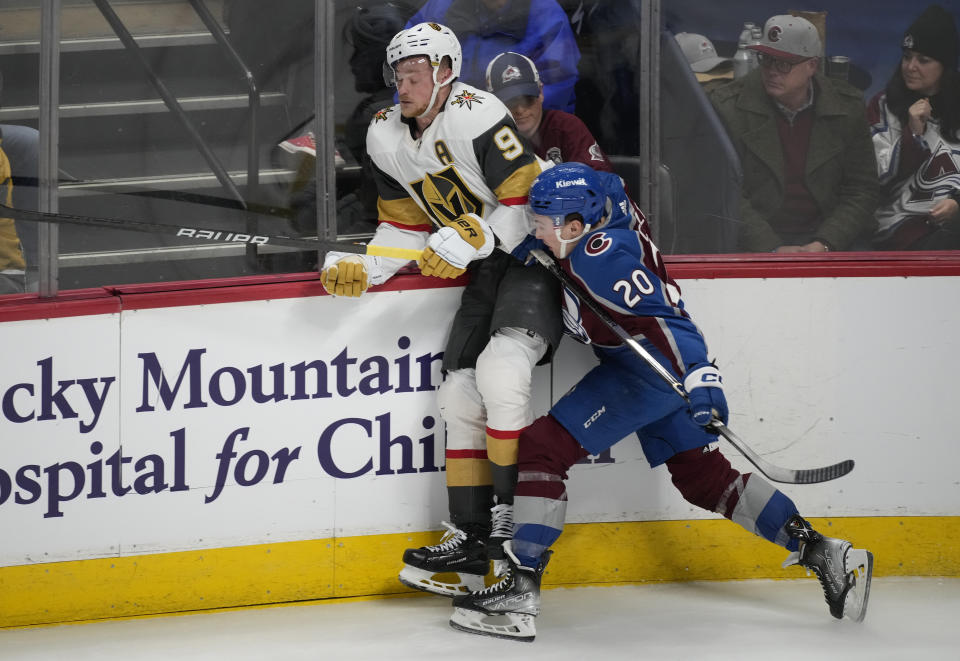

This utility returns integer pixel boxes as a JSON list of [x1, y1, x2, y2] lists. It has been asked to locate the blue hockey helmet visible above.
[[529, 163, 609, 258], [529, 162, 607, 229]]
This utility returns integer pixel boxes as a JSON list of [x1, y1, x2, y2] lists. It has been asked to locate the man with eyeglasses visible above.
[[709, 15, 880, 253]]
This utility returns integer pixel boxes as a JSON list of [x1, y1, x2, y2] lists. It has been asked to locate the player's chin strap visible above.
[[554, 222, 591, 259], [418, 69, 453, 118], [552, 233, 575, 259], [527, 248, 855, 486], [553, 198, 613, 258]]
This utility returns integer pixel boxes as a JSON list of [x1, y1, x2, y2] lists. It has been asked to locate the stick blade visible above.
[[790, 459, 855, 485], [714, 424, 855, 485], [753, 457, 855, 485]]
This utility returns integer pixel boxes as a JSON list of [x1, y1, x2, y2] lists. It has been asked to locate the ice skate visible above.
[[398, 522, 488, 597], [449, 544, 551, 642], [783, 514, 874, 622], [487, 502, 514, 576]]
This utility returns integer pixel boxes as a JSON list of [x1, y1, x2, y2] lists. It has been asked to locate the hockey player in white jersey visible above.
[[320, 22, 562, 596], [448, 162, 874, 641]]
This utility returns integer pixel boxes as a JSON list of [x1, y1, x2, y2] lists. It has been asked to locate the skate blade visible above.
[[842, 548, 874, 623], [398, 566, 485, 598], [449, 607, 536, 642]]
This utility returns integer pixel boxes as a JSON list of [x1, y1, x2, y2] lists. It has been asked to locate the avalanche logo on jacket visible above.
[[560, 287, 590, 343]]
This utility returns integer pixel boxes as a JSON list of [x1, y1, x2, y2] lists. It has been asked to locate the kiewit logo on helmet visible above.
[[428, 22, 442, 31], [768, 25, 783, 42], [555, 177, 587, 188]]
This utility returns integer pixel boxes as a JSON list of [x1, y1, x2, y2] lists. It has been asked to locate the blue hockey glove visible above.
[[683, 363, 728, 427], [510, 233, 546, 265]]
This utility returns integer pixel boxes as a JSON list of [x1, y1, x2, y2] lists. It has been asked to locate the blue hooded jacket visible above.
[[406, 0, 580, 112]]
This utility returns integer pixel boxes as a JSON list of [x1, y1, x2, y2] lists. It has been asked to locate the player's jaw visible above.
[[396, 80, 432, 118], [398, 95, 429, 118], [533, 214, 568, 259], [533, 218, 556, 256], [394, 58, 436, 118]]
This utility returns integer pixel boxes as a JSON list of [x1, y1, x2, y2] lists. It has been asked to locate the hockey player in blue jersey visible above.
[[448, 162, 874, 641]]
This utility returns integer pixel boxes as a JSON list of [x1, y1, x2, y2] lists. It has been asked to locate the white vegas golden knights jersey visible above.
[[354, 81, 544, 284]]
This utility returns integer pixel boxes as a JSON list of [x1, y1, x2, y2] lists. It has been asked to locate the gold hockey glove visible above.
[[418, 213, 493, 278], [321, 255, 368, 297]]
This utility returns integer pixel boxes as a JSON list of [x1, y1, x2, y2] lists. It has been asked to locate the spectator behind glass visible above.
[[406, 0, 580, 112], [285, 2, 417, 242], [344, 1, 417, 162], [0, 66, 35, 294], [675, 32, 734, 95], [709, 15, 880, 253], [868, 4, 960, 250], [558, 0, 641, 156], [0, 124, 38, 274], [485, 51, 613, 172], [0, 132, 26, 295], [341, 2, 417, 227]]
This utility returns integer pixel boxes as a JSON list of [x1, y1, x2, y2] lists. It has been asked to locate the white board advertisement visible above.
[[2, 274, 958, 569]]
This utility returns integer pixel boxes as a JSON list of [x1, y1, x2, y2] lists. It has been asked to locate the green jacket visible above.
[[709, 70, 880, 251]]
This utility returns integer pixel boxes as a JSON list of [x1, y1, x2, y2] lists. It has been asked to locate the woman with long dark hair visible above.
[[869, 4, 960, 250]]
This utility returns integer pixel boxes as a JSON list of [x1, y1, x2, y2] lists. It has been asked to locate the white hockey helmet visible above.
[[384, 21, 462, 84]]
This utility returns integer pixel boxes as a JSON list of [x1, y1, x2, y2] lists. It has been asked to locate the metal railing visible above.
[[44, 0, 268, 275], [89, 0, 256, 216]]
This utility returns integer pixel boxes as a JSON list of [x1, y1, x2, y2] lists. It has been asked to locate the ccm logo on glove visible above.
[[682, 363, 728, 427]]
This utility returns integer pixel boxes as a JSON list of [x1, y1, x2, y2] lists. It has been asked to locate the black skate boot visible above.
[[449, 544, 551, 642], [783, 514, 874, 622], [398, 522, 489, 597]]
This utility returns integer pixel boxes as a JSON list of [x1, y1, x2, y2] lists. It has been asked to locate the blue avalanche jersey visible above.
[[559, 172, 711, 378]]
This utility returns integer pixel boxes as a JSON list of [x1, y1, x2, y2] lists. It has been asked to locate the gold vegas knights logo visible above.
[[451, 90, 483, 109], [412, 165, 485, 225]]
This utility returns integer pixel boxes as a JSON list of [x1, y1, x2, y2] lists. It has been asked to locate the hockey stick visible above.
[[528, 248, 854, 485], [0, 203, 421, 261], [0, 203, 419, 260]]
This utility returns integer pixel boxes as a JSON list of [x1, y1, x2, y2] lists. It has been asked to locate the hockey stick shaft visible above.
[[528, 249, 853, 484], [0, 204, 422, 262]]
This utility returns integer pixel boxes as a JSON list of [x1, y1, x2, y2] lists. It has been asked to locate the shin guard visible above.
[[512, 415, 587, 565], [666, 446, 799, 547]]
